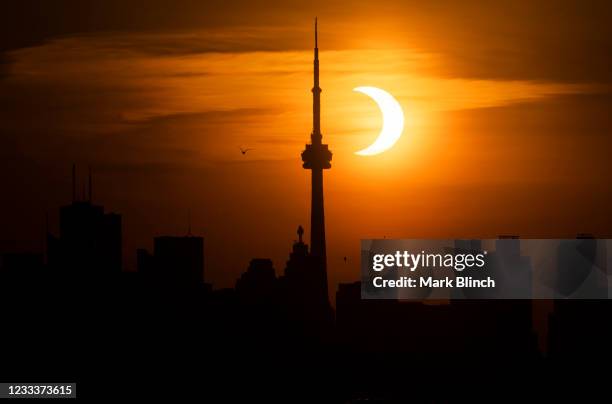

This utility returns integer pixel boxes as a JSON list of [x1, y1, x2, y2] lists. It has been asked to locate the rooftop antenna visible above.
[[72, 163, 76, 202], [44, 212, 49, 265], [88, 166, 92, 203], [315, 17, 318, 49], [187, 209, 192, 236], [311, 17, 321, 142]]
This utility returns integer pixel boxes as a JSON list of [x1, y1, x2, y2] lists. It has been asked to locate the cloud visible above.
[[3, 1, 612, 84]]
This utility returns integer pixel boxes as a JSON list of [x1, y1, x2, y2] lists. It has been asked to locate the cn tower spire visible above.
[[312, 17, 321, 144]]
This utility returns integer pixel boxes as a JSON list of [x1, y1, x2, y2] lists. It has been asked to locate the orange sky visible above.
[[1, 1, 612, 294]]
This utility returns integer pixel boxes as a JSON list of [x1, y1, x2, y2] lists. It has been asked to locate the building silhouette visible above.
[[0, 252, 44, 280], [278, 225, 334, 334], [137, 235, 205, 287], [338, 236, 538, 357], [236, 258, 277, 303], [548, 234, 611, 357], [47, 165, 122, 277]]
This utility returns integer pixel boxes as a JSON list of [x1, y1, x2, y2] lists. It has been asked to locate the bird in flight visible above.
[[239, 147, 254, 155]]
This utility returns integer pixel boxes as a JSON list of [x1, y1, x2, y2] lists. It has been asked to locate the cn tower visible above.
[[301, 18, 332, 297]]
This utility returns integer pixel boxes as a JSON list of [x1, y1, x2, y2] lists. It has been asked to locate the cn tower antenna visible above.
[[315, 17, 318, 49]]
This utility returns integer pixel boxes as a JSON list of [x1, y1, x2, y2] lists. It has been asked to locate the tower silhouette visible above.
[[301, 18, 332, 299]]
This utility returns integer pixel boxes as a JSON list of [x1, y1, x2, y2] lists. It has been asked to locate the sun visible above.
[[354, 87, 405, 156]]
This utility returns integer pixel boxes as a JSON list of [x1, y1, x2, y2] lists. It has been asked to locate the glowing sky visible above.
[[1, 1, 612, 294]]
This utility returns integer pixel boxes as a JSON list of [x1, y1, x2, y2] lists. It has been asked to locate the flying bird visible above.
[[239, 147, 254, 155]]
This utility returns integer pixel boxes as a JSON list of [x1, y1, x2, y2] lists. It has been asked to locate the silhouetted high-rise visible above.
[[153, 235, 204, 285], [301, 18, 332, 300], [236, 258, 276, 303], [47, 165, 122, 276]]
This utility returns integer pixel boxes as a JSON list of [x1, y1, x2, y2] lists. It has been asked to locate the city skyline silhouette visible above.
[[2, 2, 612, 401], [3, 3, 612, 300]]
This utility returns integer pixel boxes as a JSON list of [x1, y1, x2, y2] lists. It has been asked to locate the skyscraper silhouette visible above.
[[301, 18, 332, 300], [47, 165, 122, 277]]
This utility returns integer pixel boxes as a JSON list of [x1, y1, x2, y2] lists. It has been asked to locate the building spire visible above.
[[312, 17, 321, 144], [315, 17, 318, 49]]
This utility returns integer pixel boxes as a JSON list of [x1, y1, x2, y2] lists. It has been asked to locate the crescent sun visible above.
[[354, 86, 405, 156]]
